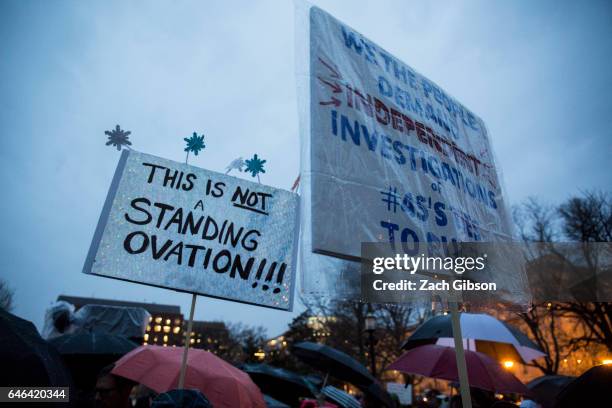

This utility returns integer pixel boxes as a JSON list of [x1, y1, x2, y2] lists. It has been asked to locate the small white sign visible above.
[[386, 382, 412, 405]]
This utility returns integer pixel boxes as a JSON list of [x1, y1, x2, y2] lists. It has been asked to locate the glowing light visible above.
[[602, 359, 612, 365], [154, 325, 161, 332], [254, 351, 266, 360], [503, 360, 514, 369]]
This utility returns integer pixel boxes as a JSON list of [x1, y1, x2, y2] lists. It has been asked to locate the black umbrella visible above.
[[151, 389, 212, 408], [263, 394, 290, 408], [293, 342, 374, 386], [242, 363, 318, 406], [402, 313, 545, 363], [50, 332, 138, 355], [49, 333, 138, 390], [364, 382, 396, 408], [526, 375, 574, 408], [292, 342, 394, 407], [554, 364, 612, 407], [0, 309, 72, 387]]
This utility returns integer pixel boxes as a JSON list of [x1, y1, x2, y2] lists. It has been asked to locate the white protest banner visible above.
[[83, 150, 299, 311], [304, 7, 513, 261]]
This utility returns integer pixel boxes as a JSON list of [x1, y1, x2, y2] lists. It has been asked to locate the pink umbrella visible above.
[[387, 344, 528, 394], [112, 345, 265, 408]]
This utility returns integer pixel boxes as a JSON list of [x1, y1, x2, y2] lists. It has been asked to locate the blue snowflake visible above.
[[184, 132, 206, 156], [105, 125, 132, 150], [245, 154, 266, 178]]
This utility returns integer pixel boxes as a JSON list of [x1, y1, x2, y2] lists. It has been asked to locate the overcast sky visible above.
[[1, 0, 611, 336]]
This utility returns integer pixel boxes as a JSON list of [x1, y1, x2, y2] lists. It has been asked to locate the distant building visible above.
[[57, 295, 184, 347], [263, 334, 289, 360], [306, 315, 336, 338], [189, 320, 230, 354]]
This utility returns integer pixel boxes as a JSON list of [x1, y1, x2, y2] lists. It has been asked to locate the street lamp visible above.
[[364, 309, 377, 377]]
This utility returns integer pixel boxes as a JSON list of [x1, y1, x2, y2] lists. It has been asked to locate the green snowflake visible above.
[[245, 154, 266, 178], [184, 132, 206, 155], [105, 125, 132, 150]]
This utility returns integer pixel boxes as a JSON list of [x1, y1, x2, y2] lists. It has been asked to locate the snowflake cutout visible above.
[[184, 132, 206, 156], [105, 125, 132, 150], [245, 154, 266, 178]]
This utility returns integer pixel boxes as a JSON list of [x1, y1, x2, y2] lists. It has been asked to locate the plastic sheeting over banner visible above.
[[297, 5, 516, 301], [83, 150, 299, 311], [305, 6, 513, 258], [74, 305, 150, 338], [42, 302, 150, 339]]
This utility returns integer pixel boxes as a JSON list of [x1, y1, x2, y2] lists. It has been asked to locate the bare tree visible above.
[[514, 191, 612, 375], [218, 322, 267, 364], [556, 192, 612, 352], [373, 303, 428, 369], [513, 197, 558, 243], [559, 191, 611, 242], [293, 296, 430, 382], [516, 303, 572, 374], [0, 279, 13, 312]]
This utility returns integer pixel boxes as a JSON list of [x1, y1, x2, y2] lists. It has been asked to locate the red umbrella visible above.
[[387, 344, 528, 394], [112, 345, 265, 408]]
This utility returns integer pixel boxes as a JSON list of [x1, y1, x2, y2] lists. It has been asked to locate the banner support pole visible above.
[[450, 300, 472, 408], [178, 293, 197, 389]]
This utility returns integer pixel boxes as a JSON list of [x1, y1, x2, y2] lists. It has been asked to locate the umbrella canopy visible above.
[[554, 364, 612, 407], [0, 310, 72, 387], [292, 342, 374, 386], [321, 385, 361, 408], [402, 313, 545, 363], [292, 342, 394, 407], [242, 363, 317, 406], [50, 332, 138, 356], [526, 375, 574, 408], [387, 344, 528, 394], [263, 394, 290, 408], [112, 345, 265, 408], [49, 332, 139, 390], [151, 389, 213, 408], [363, 382, 396, 408]]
